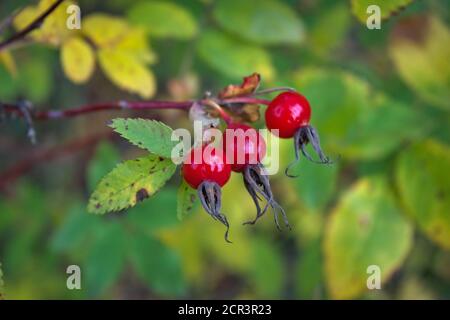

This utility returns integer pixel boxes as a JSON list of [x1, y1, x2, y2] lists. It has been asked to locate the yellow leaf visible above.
[[0, 52, 17, 76], [82, 14, 129, 48], [115, 28, 157, 64], [98, 49, 156, 98], [324, 178, 412, 299], [13, 6, 38, 30], [61, 36, 95, 84], [13, 0, 78, 46], [389, 16, 450, 110]]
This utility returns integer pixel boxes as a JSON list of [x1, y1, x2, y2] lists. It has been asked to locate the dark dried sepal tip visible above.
[[243, 163, 290, 230], [197, 180, 231, 243], [285, 125, 332, 178]]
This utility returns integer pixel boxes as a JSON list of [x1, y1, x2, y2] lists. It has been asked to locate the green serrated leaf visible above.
[[324, 177, 413, 299], [129, 232, 186, 296], [351, 0, 413, 23], [127, 1, 197, 39], [396, 140, 450, 249], [177, 180, 198, 221], [213, 0, 304, 45], [110, 118, 177, 158], [88, 154, 176, 214], [88, 142, 121, 192]]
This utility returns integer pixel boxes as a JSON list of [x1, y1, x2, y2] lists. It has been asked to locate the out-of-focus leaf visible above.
[[324, 178, 413, 299], [129, 232, 186, 296], [0, 62, 17, 100], [61, 36, 95, 84], [213, 0, 304, 45], [249, 237, 283, 298], [84, 223, 126, 296], [13, 0, 77, 46], [396, 140, 450, 249], [389, 16, 450, 110], [177, 180, 198, 221], [127, 1, 197, 39], [0, 51, 16, 76], [344, 95, 430, 158], [51, 204, 101, 252], [0, 262, 4, 299], [126, 187, 179, 232], [110, 118, 176, 158], [310, 4, 351, 56], [98, 49, 156, 98], [82, 14, 129, 48], [218, 73, 261, 99], [88, 154, 176, 214], [197, 30, 274, 81], [351, 0, 413, 23], [87, 142, 121, 192], [292, 68, 429, 160], [296, 239, 323, 299], [290, 158, 339, 212], [115, 28, 156, 64], [16, 51, 53, 103]]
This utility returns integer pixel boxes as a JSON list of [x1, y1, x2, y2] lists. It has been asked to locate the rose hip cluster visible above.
[[182, 91, 330, 242]]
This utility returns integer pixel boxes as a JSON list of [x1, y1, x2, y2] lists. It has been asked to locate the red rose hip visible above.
[[265, 91, 311, 138], [222, 123, 266, 172], [182, 145, 231, 189]]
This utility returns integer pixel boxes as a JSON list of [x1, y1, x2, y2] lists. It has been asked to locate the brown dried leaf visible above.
[[218, 72, 261, 99]]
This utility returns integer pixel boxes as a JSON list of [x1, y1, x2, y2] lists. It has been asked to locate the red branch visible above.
[[0, 131, 111, 191], [1, 97, 270, 121]]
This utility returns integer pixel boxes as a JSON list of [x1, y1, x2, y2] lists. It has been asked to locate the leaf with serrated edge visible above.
[[110, 118, 176, 159], [177, 180, 197, 220], [88, 154, 176, 214]]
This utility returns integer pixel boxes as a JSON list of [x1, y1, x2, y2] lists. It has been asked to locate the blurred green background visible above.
[[0, 0, 449, 299]]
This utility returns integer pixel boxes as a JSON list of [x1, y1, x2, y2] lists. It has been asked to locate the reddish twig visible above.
[[0, 131, 111, 191], [1, 97, 269, 121], [0, 0, 65, 52]]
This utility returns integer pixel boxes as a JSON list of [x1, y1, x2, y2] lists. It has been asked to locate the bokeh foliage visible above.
[[0, 0, 449, 299]]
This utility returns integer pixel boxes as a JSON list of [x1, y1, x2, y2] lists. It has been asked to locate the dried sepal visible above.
[[285, 125, 332, 178], [243, 163, 290, 230], [197, 180, 231, 243]]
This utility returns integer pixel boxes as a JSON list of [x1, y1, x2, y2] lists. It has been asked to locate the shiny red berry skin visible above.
[[222, 123, 266, 172], [265, 91, 311, 138], [182, 145, 231, 189]]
